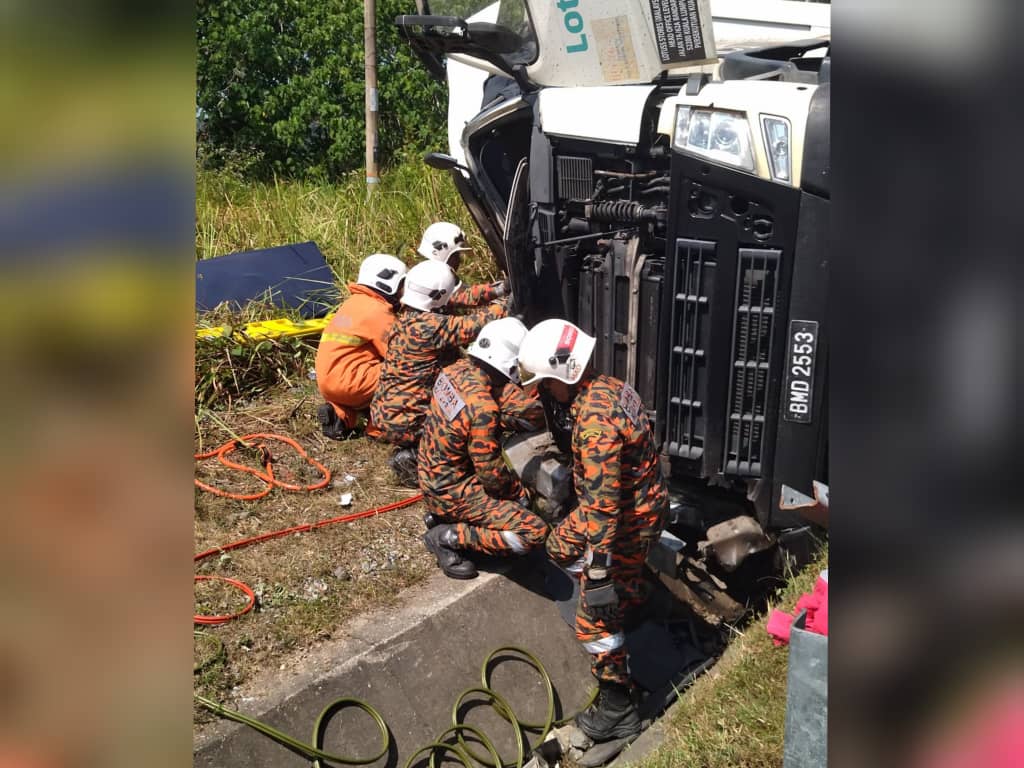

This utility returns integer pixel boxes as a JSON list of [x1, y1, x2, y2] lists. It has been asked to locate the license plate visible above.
[[783, 320, 818, 424]]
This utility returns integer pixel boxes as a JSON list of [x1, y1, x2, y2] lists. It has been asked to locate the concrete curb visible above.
[[194, 564, 594, 767]]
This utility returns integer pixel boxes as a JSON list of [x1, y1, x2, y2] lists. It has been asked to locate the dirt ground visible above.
[[193, 383, 434, 721]]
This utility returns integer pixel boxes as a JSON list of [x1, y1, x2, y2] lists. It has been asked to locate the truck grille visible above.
[[723, 248, 781, 476], [665, 238, 716, 460], [557, 156, 593, 201]]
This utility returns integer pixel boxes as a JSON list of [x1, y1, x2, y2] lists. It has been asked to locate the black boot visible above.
[[318, 403, 354, 440], [575, 681, 642, 742], [422, 525, 478, 580], [389, 447, 419, 488], [423, 512, 440, 530]]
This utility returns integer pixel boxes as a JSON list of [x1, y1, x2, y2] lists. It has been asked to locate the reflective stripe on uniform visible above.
[[563, 555, 587, 575], [500, 530, 527, 554], [582, 633, 625, 655], [322, 331, 367, 346]]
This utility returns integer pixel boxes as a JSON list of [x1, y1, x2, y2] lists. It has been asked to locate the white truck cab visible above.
[[397, 0, 830, 550]]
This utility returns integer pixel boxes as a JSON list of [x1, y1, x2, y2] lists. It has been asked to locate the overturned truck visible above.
[[398, 0, 829, 588]]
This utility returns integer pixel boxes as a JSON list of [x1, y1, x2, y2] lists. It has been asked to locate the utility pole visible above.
[[364, 0, 379, 196]]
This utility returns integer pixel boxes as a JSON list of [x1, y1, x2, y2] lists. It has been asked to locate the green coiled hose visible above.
[[195, 642, 597, 768]]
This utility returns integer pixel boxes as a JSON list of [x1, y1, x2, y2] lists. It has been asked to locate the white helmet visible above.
[[357, 253, 407, 297], [518, 319, 596, 386], [401, 260, 458, 311], [468, 317, 529, 383], [417, 221, 471, 263]]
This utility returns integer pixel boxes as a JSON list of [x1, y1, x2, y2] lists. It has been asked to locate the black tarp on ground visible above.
[[196, 241, 339, 318]]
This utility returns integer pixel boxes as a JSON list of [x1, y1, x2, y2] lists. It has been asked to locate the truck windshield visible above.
[[424, 0, 532, 27], [424, 0, 537, 66]]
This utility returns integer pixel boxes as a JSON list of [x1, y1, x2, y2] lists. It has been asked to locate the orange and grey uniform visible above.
[[417, 359, 548, 555], [315, 283, 396, 431], [545, 374, 668, 686], [370, 300, 507, 447], [498, 381, 546, 433], [449, 281, 500, 309]]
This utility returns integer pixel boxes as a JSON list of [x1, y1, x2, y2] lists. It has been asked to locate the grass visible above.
[[194, 301, 319, 410], [196, 163, 500, 289], [193, 385, 432, 723], [194, 163, 502, 410], [634, 546, 829, 768]]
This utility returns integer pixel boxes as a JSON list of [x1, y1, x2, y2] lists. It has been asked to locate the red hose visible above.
[[193, 494, 423, 625], [195, 433, 332, 500], [194, 575, 257, 625]]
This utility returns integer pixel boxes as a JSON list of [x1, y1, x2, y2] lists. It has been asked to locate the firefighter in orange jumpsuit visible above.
[[315, 253, 407, 439]]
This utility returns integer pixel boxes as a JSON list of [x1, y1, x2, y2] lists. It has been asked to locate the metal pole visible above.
[[364, 0, 379, 196]]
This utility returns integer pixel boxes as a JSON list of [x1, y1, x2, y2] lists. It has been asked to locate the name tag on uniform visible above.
[[619, 384, 643, 426], [434, 373, 466, 421]]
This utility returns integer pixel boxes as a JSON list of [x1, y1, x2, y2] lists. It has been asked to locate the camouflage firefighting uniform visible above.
[[498, 379, 547, 433], [370, 299, 508, 447], [417, 358, 548, 555], [450, 281, 501, 309], [545, 374, 668, 686]]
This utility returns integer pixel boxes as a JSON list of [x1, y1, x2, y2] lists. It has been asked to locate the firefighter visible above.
[[315, 253, 407, 439], [370, 260, 508, 486], [416, 221, 507, 307], [517, 319, 668, 743], [418, 317, 549, 579]]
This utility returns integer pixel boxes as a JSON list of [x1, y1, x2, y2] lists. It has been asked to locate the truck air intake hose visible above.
[[585, 201, 659, 224]]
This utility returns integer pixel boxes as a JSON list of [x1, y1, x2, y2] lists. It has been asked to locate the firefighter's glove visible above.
[[514, 484, 532, 509], [530, 494, 550, 518], [582, 574, 618, 621], [492, 279, 508, 298]]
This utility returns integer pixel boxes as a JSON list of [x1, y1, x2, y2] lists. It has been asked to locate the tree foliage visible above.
[[197, 0, 447, 180]]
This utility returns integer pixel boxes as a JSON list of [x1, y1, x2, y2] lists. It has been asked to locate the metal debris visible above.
[[702, 515, 773, 571]]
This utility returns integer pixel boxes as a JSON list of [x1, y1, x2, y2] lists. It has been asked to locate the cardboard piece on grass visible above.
[[196, 241, 339, 318]]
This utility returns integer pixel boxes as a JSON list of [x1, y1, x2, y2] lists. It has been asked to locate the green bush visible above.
[[197, 0, 448, 180]]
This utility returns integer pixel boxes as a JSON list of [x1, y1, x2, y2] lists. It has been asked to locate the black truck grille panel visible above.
[[557, 156, 593, 201], [723, 248, 781, 476], [665, 239, 716, 460]]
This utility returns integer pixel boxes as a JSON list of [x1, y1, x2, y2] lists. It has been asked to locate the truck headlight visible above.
[[761, 115, 792, 183], [673, 106, 754, 172]]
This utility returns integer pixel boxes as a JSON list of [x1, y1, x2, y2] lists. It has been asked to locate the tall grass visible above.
[[196, 160, 500, 287], [195, 160, 503, 408]]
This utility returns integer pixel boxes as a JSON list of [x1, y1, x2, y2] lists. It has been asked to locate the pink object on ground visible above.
[[766, 569, 829, 646], [766, 608, 795, 645]]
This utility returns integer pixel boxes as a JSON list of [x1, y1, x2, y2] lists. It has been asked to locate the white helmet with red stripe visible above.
[[517, 319, 596, 386]]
